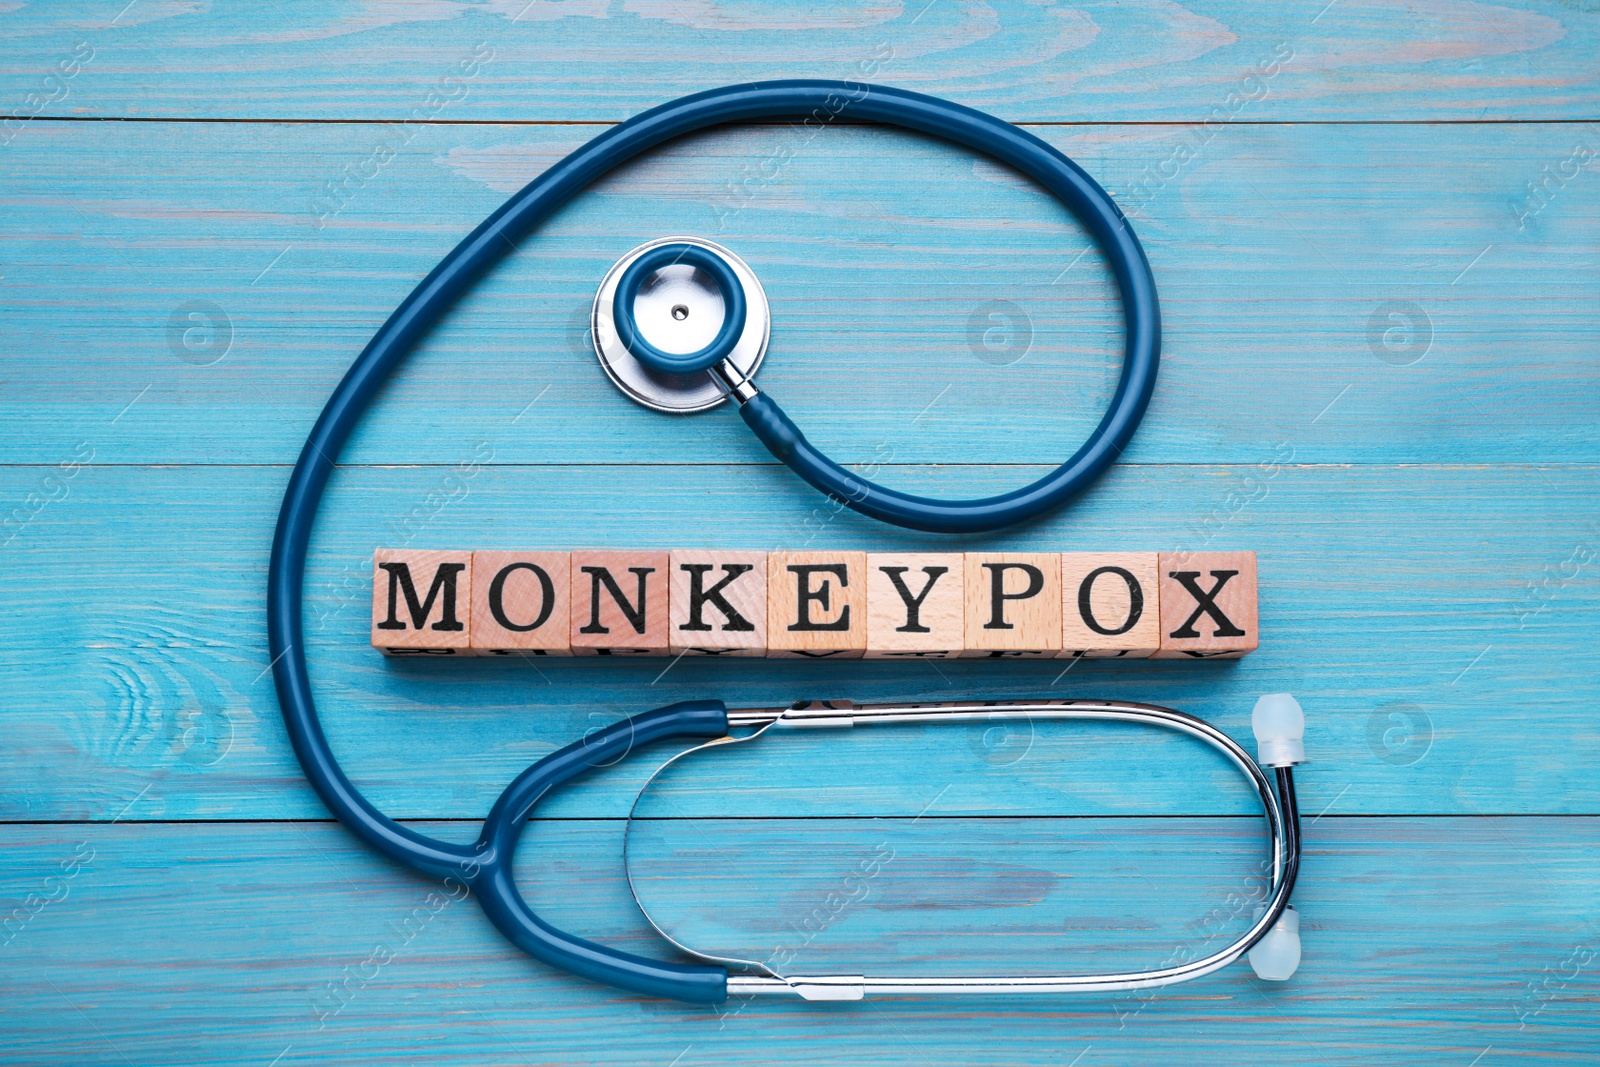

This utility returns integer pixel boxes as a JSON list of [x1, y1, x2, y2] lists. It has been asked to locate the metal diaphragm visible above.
[[591, 236, 769, 413]]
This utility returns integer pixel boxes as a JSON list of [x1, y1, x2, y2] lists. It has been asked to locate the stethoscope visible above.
[[268, 81, 1306, 1004]]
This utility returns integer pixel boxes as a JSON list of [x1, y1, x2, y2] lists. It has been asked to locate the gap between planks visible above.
[[6, 814, 1592, 826], [8, 116, 1589, 127]]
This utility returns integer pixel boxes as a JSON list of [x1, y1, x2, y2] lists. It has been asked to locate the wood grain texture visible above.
[[866, 552, 965, 658], [1, 818, 1595, 1066], [1155, 550, 1260, 659], [962, 552, 1063, 657], [3, 460, 1595, 821], [569, 549, 670, 655], [369, 548, 473, 653], [0, 121, 1596, 466], [1, 0, 1596, 121], [469, 550, 571, 655], [1060, 551, 1163, 658], [669, 550, 767, 656], [767, 550, 867, 658]]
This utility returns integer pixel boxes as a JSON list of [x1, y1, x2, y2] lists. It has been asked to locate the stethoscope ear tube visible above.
[[470, 700, 732, 1003], [626, 700, 1302, 999]]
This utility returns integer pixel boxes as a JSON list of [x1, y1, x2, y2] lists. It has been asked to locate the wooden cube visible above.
[[767, 551, 866, 658], [470, 551, 571, 657], [570, 550, 670, 656], [961, 552, 1061, 658], [866, 553, 964, 658], [669, 550, 767, 656], [371, 549, 472, 655], [1155, 551, 1259, 659], [1059, 552, 1161, 659]]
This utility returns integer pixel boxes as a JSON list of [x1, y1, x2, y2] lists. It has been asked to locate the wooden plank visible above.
[[3, 460, 1595, 822], [1, 0, 1596, 121], [0, 817, 1594, 1065], [0, 120, 1595, 466], [4, 4, 1592, 1061]]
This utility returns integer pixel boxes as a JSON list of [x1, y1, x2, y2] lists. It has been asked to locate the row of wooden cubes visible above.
[[371, 549, 1257, 659]]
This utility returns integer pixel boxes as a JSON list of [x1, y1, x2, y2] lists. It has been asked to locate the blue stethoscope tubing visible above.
[[269, 81, 1161, 1003]]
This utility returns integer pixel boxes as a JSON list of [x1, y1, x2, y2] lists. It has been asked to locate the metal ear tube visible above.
[[625, 699, 1305, 999]]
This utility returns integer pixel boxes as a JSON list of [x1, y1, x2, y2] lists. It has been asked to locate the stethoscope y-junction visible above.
[[268, 80, 1306, 1003]]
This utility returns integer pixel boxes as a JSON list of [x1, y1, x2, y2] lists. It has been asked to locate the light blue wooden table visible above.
[[3, 3, 1597, 1064]]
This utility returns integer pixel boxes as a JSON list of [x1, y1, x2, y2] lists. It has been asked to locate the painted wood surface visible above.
[[1, 818, 1595, 1066], [4, 460, 1596, 822], [1, 0, 1596, 122], [1, 120, 1596, 466], [3, 2, 1597, 1063]]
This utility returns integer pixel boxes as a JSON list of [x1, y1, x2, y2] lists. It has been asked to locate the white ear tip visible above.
[[1248, 906, 1301, 981], [1252, 693, 1305, 767]]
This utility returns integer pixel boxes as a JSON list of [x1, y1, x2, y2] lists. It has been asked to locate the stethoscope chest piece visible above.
[[592, 235, 769, 413]]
